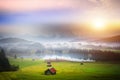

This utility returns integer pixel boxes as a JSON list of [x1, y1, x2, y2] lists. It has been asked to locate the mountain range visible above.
[[97, 35, 120, 43]]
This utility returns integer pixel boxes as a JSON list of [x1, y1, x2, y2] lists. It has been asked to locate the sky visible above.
[[0, 0, 120, 23], [0, 0, 120, 42]]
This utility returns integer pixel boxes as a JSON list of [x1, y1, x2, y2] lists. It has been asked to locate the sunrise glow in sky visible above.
[[0, 0, 120, 42]]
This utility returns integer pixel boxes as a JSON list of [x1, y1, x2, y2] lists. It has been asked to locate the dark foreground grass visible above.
[[0, 58, 120, 80]]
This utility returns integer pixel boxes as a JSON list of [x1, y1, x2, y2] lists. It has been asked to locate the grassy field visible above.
[[0, 58, 120, 80]]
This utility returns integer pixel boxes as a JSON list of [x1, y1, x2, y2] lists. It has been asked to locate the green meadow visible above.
[[0, 58, 120, 80]]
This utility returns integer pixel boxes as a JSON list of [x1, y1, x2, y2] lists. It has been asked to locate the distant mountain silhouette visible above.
[[0, 38, 44, 57], [0, 38, 30, 43], [97, 35, 120, 43]]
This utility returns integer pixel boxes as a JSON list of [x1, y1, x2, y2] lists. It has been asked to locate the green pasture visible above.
[[0, 58, 120, 80]]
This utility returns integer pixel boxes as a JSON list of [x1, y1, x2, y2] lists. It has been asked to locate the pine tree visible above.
[[0, 48, 11, 71]]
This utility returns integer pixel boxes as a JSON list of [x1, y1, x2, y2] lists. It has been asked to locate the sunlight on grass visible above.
[[0, 58, 120, 80]]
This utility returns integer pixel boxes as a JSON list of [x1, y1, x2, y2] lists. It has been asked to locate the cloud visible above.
[[99, 0, 120, 19], [0, 0, 102, 24], [80, 0, 120, 21], [0, 0, 101, 12], [0, 0, 76, 11], [88, 0, 100, 4], [0, 0, 120, 23]]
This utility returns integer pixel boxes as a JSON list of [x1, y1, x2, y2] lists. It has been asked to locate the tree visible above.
[[0, 48, 11, 71], [14, 54, 17, 59], [0, 48, 19, 72]]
